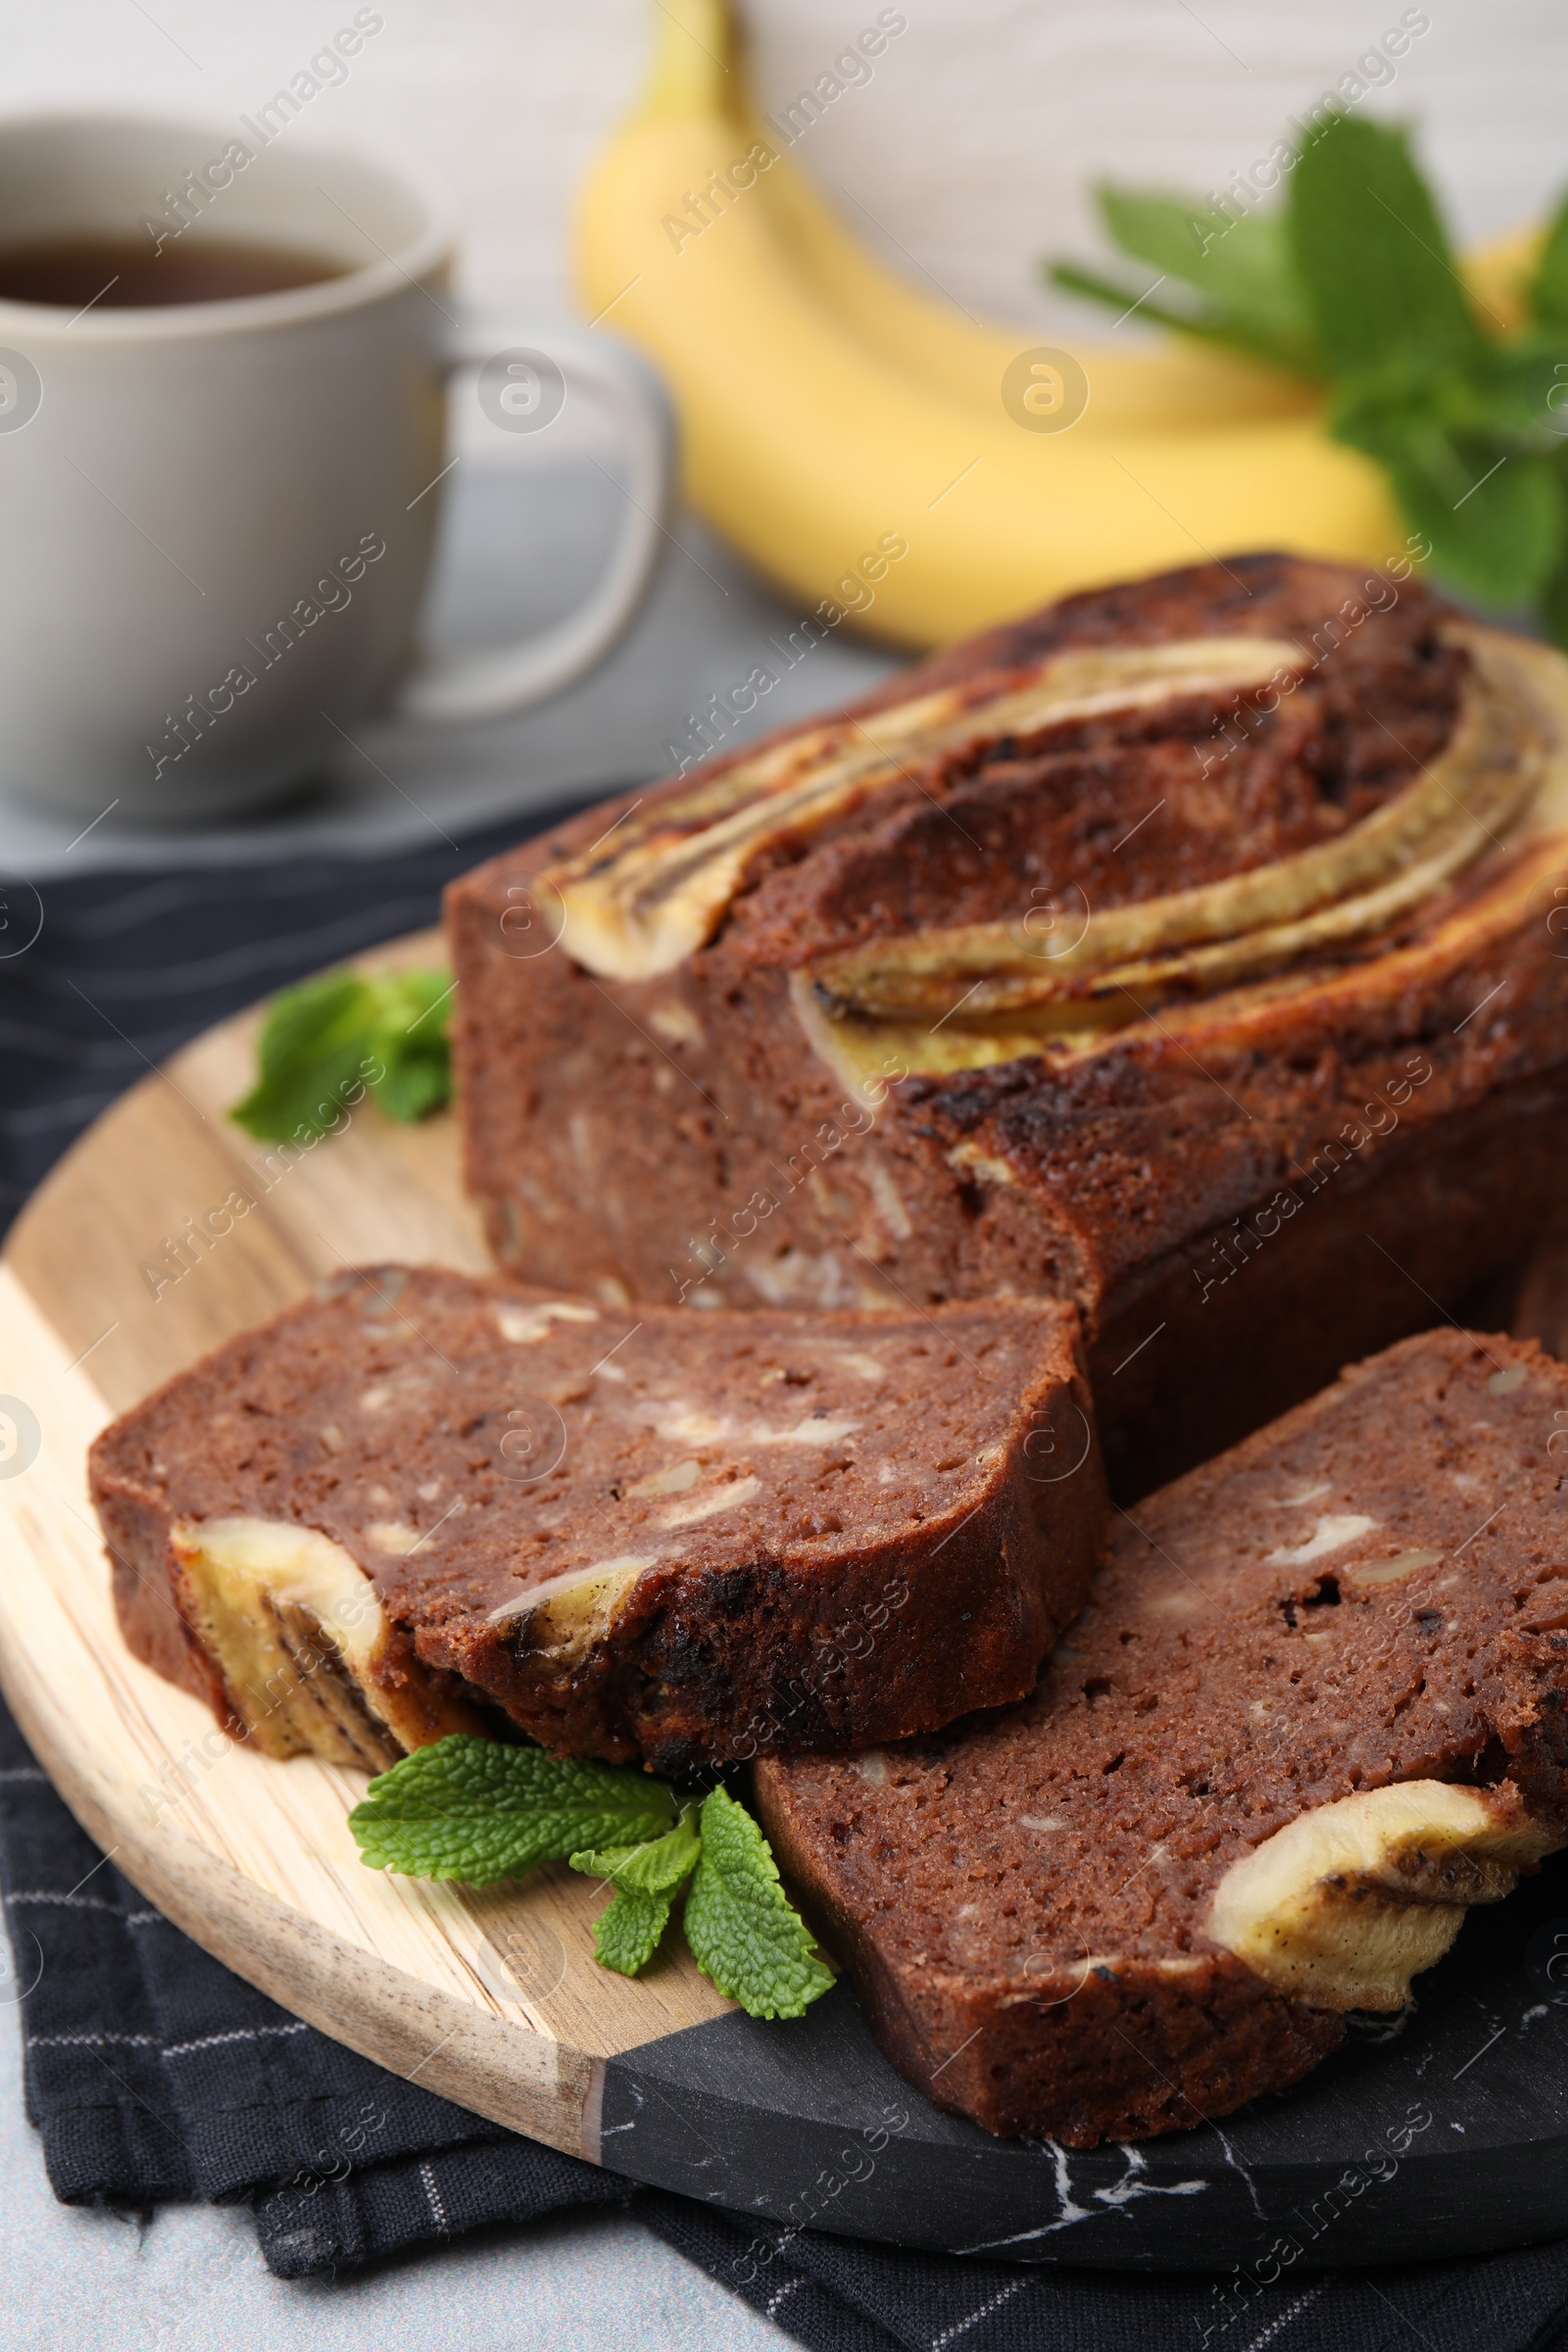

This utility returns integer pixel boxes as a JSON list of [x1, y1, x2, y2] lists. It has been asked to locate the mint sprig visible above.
[[349, 1739, 834, 2021], [1049, 111, 1568, 637], [229, 966, 454, 1142]]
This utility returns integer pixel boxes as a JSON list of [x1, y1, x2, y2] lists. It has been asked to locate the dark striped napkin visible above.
[[2, 816, 1567, 2351]]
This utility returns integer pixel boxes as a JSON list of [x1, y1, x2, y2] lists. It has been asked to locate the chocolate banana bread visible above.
[[90, 1266, 1102, 1773], [754, 1327, 1568, 2146], [447, 553, 1568, 1497]]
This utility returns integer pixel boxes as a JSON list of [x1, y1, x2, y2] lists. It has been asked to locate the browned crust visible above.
[[448, 889, 1568, 1499]]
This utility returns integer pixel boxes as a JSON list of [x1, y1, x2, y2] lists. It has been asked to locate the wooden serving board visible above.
[[5, 929, 1568, 2272]]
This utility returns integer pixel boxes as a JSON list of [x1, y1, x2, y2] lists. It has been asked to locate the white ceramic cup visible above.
[[0, 112, 675, 823]]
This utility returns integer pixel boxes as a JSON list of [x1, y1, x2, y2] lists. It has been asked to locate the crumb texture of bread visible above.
[[754, 1329, 1568, 2145], [90, 1266, 1103, 1772], [446, 554, 1568, 1495]]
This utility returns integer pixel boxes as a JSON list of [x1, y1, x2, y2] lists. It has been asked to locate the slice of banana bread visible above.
[[447, 552, 1568, 1499], [90, 1266, 1103, 1773], [754, 1328, 1568, 2146]]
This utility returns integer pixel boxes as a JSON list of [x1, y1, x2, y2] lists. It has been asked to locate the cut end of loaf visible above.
[[92, 1268, 1103, 1771]]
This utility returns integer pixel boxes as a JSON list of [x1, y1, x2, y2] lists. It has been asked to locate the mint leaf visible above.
[[1045, 258, 1206, 328], [230, 971, 374, 1142], [1046, 262, 1303, 373], [230, 967, 453, 1141], [362, 970, 455, 1124], [1331, 358, 1567, 604], [1045, 111, 1568, 639], [351, 1750, 833, 2014], [571, 1807, 703, 1976], [571, 1807, 702, 1896], [1542, 449, 1568, 647], [1099, 190, 1316, 372], [1390, 444, 1563, 606], [591, 1886, 675, 1975], [1529, 190, 1568, 331], [682, 1787, 834, 2020], [1290, 113, 1481, 375], [348, 1735, 676, 1886], [1047, 197, 1315, 375]]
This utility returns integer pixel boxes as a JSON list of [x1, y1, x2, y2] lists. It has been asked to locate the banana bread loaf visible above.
[[753, 1327, 1568, 2146], [90, 1266, 1102, 1773], [447, 553, 1568, 1497]]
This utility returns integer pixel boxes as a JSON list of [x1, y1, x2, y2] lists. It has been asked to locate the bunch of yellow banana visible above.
[[574, 0, 1533, 648]]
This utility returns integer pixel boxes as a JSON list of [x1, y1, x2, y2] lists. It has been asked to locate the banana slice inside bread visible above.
[[1207, 1780, 1558, 2011], [91, 1266, 1103, 1772], [755, 1328, 1568, 2145], [168, 1517, 482, 1769]]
